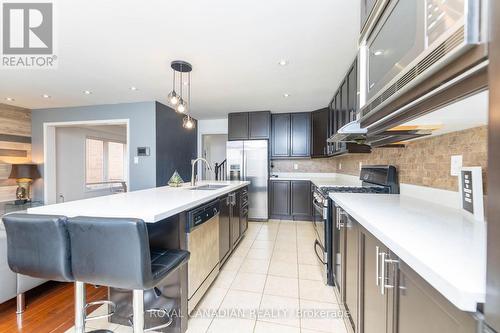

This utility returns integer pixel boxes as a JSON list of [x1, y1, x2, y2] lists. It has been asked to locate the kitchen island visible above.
[[27, 180, 250, 333]]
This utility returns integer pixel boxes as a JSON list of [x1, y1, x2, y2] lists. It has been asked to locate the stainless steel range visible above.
[[312, 165, 399, 287]]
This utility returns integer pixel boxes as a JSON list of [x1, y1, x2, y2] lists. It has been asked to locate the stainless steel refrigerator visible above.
[[226, 140, 268, 221]]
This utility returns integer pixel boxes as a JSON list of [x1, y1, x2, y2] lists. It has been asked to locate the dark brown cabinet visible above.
[[271, 114, 290, 157], [228, 112, 249, 141], [290, 180, 312, 218], [248, 111, 271, 139], [311, 108, 330, 157], [290, 113, 311, 157], [344, 215, 360, 331], [219, 195, 231, 264], [269, 180, 290, 217], [230, 192, 240, 247], [228, 111, 270, 141], [239, 187, 248, 235]]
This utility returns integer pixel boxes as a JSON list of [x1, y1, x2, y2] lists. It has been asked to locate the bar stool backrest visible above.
[[2, 213, 73, 281], [67, 216, 152, 290]]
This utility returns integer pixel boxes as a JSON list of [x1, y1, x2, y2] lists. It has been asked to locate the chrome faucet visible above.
[[191, 158, 213, 186]]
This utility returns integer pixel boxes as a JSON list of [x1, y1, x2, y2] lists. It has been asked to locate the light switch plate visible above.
[[451, 155, 463, 176], [359, 162, 363, 171], [338, 162, 342, 170], [134, 156, 139, 164]]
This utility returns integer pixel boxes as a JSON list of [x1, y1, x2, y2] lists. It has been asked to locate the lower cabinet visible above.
[[219, 195, 231, 264], [220, 186, 249, 265], [270, 180, 312, 220], [346, 221, 478, 333]]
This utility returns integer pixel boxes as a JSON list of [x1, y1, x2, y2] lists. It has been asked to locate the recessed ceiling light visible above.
[[283, 93, 290, 98], [83, 90, 92, 95], [278, 59, 288, 66], [42, 94, 51, 99], [130, 86, 138, 91], [373, 50, 384, 56], [5, 97, 14, 102]]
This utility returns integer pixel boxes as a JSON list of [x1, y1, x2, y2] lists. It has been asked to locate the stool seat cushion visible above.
[[150, 249, 190, 283]]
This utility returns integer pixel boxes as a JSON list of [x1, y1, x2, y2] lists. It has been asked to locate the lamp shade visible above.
[[9, 164, 41, 180]]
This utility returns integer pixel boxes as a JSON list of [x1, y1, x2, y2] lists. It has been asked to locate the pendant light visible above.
[[170, 60, 195, 129], [168, 70, 179, 106]]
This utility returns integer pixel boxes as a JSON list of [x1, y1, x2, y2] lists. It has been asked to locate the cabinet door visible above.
[[230, 193, 240, 247], [291, 180, 312, 218], [290, 113, 311, 157], [361, 230, 389, 333], [395, 261, 477, 333], [270, 180, 291, 217], [239, 187, 249, 235], [311, 108, 329, 157], [271, 114, 291, 157], [228, 113, 249, 140], [219, 196, 231, 263], [249, 111, 271, 139], [344, 216, 359, 331], [347, 60, 358, 122]]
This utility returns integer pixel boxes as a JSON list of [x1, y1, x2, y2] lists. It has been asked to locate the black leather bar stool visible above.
[[2, 213, 73, 307], [67, 216, 190, 333]]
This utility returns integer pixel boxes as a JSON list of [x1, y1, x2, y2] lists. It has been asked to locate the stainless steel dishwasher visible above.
[[186, 200, 220, 313]]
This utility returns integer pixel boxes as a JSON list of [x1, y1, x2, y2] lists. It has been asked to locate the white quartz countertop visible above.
[[329, 193, 486, 312], [27, 181, 250, 223], [270, 172, 361, 188]]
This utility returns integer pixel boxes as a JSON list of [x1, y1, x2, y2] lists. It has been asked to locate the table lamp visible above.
[[9, 164, 41, 205]]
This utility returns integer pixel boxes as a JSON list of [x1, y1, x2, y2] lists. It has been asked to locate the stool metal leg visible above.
[[16, 293, 25, 314], [74, 281, 86, 333], [133, 289, 144, 333]]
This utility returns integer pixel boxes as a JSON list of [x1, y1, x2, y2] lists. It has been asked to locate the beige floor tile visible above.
[[299, 279, 338, 304], [258, 294, 300, 327], [207, 317, 255, 333], [272, 250, 298, 263], [264, 275, 299, 298], [186, 316, 214, 333], [85, 305, 121, 331], [299, 299, 346, 333], [251, 240, 276, 250], [196, 286, 228, 311], [268, 259, 298, 278], [239, 258, 271, 275], [298, 248, 318, 265], [221, 255, 245, 272], [256, 232, 278, 241], [212, 269, 237, 289], [231, 244, 251, 257], [274, 242, 298, 253], [219, 289, 262, 313], [298, 264, 323, 281], [246, 248, 273, 260], [254, 321, 300, 333], [267, 219, 281, 223], [231, 272, 267, 293]]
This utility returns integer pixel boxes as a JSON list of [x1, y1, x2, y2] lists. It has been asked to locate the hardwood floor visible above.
[[0, 282, 107, 333]]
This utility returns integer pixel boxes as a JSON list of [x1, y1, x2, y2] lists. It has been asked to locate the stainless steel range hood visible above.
[[327, 121, 368, 144]]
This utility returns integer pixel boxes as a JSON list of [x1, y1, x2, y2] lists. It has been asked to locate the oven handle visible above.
[[314, 239, 327, 265]]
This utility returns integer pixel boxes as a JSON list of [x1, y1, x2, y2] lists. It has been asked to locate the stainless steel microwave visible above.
[[359, 0, 485, 118]]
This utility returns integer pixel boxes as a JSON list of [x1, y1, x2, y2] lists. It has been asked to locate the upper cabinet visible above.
[[311, 108, 329, 158], [228, 111, 270, 141], [271, 113, 311, 158]]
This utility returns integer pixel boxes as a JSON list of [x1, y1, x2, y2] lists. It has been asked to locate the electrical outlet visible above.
[[359, 162, 363, 171], [338, 162, 342, 170], [451, 155, 463, 176], [293, 163, 298, 170]]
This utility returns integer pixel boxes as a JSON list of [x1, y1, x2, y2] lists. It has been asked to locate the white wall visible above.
[[202, 134, 228, 180], [56, 125, 126, 202], [197, 118, 228, 176]]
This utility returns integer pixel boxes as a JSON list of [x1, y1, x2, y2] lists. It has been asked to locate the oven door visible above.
[[312, 195, 329, 284]]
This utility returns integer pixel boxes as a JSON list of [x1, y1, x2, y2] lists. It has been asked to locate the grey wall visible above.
[[31, 102, 156, 201]]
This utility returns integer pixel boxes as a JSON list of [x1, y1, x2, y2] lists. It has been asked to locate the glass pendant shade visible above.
[[183, 115, 195, 129], [176, 99, 187, 113], [168, 91, 179, 105]]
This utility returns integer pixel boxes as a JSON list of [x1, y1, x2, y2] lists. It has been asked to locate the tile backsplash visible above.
[[271, 126, 487, 193]]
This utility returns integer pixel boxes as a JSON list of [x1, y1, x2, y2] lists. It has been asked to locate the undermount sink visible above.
[[189, 184, 229, 191]]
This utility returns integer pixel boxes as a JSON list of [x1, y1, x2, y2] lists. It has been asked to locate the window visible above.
[[85, 138, 126, 188]]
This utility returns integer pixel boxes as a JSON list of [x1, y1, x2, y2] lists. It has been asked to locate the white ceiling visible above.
[[0, 0, 360, 119]]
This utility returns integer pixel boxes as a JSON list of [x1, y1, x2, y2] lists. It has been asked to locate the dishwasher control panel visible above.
[[186, 200, 220, 231]]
